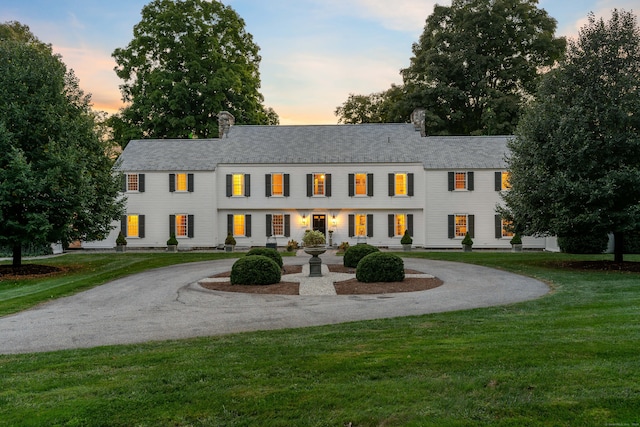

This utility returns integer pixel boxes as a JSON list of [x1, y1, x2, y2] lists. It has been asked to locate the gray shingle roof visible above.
[[117, 124, 510, 171]]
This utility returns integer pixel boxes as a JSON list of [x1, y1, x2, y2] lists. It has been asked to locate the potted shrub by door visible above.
[[510, 233, 523, 252], [116, 232, 127, 252], [401, 229, 413, 251], [225, 233, 236, 252], [167, 234, 178, 252], [462, 232, 473, 252]]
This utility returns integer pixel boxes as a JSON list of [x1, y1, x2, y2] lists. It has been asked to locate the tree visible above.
[[500, 10, 640, 263], [335, 85, 408, 124], [400, 0, 565, 135], [0, 24, 124, 267], [111, 0, 277, 147]]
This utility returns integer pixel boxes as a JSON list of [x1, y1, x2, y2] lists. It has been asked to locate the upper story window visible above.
[[355, 173, 367, 195], [266, 173, 289, 197], [124, 173, 145, 193], [388, 173, 414, 196], [226, 174, 250, 197], [448, 171, 474, 191], [169, 173, 194, 192], [306, 173, 331, 197], [349, 173, 373, 197], [495, 171, 510, 191]]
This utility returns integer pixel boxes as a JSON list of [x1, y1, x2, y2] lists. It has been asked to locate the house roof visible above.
[[117, 124, 510, 171]]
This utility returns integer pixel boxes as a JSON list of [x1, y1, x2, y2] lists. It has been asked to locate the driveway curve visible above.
[[0, 254, 548, 354]]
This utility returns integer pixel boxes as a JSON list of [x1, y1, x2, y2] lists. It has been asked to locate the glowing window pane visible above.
[[355, 214, 367, 236], [176, 173, 187, 191], [455, 215, 467, 237], [355, 173, 367, 195], [233, 215, 245, 236], [313, 173, 325, 196], [272, 173, 283, 196], [272, 214, 284, 236], [395, 173, 407, 195], [176, 215, 188, 237], [127, 174, 138, 191], [232, 174, 244, 196], [127, 215, 139, 237], [455, 172, 467, 190], [395, 214, 406, 236]]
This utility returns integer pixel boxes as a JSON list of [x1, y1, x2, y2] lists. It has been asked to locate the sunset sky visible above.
[[2, 0, 637, 124]]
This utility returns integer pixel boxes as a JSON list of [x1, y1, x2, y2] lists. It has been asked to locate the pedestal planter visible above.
[[167, 244, 177, 253], [116, 245, 126, 253], [402, 244, 412, 251], [304, 246, 326, 277], [463, 244, 473, 252], [225, 245, 234, 253], [511, 244, 523, 252]]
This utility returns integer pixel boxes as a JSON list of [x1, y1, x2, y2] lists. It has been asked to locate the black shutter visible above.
[[169, 174, 175, 192], [348, 214, 355, 237], [367, 214, 373, 237], [448, 172, 455, 191], [139, 215, 145, 238], [266, 214, 272, 236], [284, 214, 290, 237], [367, 173, 374, 196], [388, 214, 394, 237], [408, 214, 413, 236], [121, 215, 127, 237], [246, 214, 252, 237], [188, 174, 194, 192], [348, 173, 355, 197], [188, 215, 194, 238], [468, 215, 475, 238], [448, 215, 455, 239], [170, 215, 176, 236], [467, 172, 474, 191], [227, 214, 233, 235], [408, 173, 414, 196], [495, 215, 502, 238], [244, 174, 250, 197], [495, 172, 502, 191], [388, 173, 394, 196], [121, 174, 127, 192], [284, 174, 290, 197], [226, 174, 232, 197], [265, 174, 272, 197], [138, 174, 145, 192], [325, 174, 331, 197], [306, 174, 312, 197]]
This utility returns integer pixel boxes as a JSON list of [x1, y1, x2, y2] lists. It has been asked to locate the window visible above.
[[176, 173, 187, 191], [448, 171, 474, 191], [170, 173, 194, 192], [355, 214, 367, 236], [349, 173, 373, 197], [307, 173, 331, 197], [176, 214, 188, 237], [455, 215, 467, 237], [355, 173, 367, 195], [349, 214, 373, 237], [121, 214, 145, 238], [272, 214, 284, 236], [226, 174, 250, 197], [272, 173, 283, 196], [233, 215, 245, 236], [495, 215, 515, 238], [388, 173, 414, 196], [170, 214, 194, 238], [448, 214, 474, 239], [227, 214, 251, 237], [388, 213, 413, 237], [124, 173, 145, 192], [395, 214, 406, 236], [495, 171, 511, 191]]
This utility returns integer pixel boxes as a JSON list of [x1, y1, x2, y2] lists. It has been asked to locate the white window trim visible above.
[[127, 214, 140, 238], [354, 172, 368, 197], [175, 214, 189, 238], [394, 213, 407, 237], [126, 173, 140, 193], [394, 172, 408, 197], [271, 173, 284, 197], [454, 172, 468, 191], [271, 213, 285, 237], [231, 173, 245, 197], [454, 214, 469, 239], [312, 172, 326, 197]]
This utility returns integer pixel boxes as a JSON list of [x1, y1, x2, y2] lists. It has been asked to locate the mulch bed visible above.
[[200, 264, 443, 295], [0, 264, 62, 280]]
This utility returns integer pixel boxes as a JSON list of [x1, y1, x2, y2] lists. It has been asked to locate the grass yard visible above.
[[0, 251, 639, 426]]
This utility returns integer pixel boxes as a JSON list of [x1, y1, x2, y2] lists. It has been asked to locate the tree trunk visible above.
[[613, 231, 624, 263], [12, 243, 22, 269]]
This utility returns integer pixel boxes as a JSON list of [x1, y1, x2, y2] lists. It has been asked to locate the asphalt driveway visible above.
[[0, 254, 549, 354]]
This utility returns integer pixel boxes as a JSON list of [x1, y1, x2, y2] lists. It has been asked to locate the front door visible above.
[[312, 214, 326, 236]]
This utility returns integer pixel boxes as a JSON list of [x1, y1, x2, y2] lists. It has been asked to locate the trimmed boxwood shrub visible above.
[[356, 252, 405, 283], [246, 247, 283, 268], [558, 233, 609, 254], [343, 243, 379, 268], [230, 255, 281, 285]]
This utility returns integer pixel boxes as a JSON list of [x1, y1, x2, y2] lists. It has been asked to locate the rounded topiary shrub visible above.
[[343, 243, 380, 268], [246, 247, 283, 268], [356, 252, 405, 283], [558, 233, 609, 254], [230, 255, 281, 285]]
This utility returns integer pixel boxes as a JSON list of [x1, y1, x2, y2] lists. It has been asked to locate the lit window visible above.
[[176, 214, 188, 237], [395, 214, 406, 236], [272, 173, 283, 196], [455, 215, 468, 238], [355, 173, 367, 195], [233, 214, 245, 236], [127, 174, 138, 192], [313, 173, 325, 196], [355, 214, 367, 236], [176, 173, 187, 191], [501, 172, 511, 190], [455, 172, 467, 190], [272, 214, 284, 236], [501, 219, 515, 238], [395, 173, 407, 196], [232, 174, 244, 196], [127, 215, 139, 237]]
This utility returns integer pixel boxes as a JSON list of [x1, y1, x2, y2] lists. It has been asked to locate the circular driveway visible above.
[[0, 254, 548, 354]]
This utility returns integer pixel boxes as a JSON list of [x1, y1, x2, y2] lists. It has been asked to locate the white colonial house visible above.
[[85, 121, 549, 250]]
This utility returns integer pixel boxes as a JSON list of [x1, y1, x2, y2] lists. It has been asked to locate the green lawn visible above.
[[1, 251, 639, 426]]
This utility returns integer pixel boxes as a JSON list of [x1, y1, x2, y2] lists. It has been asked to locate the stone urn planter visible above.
[[510, 234, 523, 252], [462, 232, 473, 252], [167, 234, 178, 253], [304, 246, 326, 277]]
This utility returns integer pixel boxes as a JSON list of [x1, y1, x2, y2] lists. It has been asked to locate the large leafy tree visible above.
[[0, 23, 124, 267], [403, 0, 565, 135], [335, 85, 408, 124], [111, 0, 276, 147], [500, 10, 640, 262]]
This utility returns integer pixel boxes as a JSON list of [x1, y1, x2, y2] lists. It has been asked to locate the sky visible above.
[[2, 0, 638, 125]]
